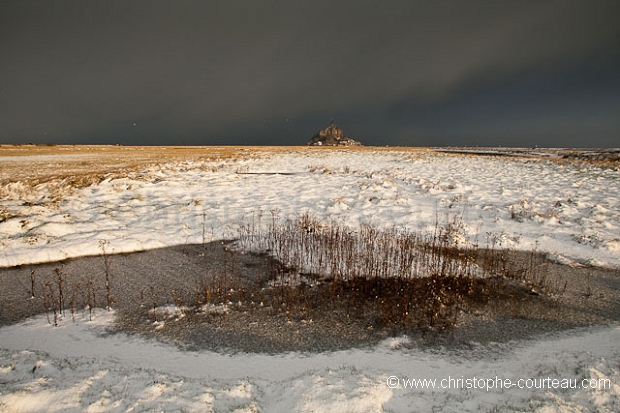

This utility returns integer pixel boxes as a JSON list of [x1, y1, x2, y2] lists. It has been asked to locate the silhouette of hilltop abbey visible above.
[[306, 120, 362, 146]]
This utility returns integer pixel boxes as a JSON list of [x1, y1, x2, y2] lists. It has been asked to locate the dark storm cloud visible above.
[[1, 0, 619, 146]]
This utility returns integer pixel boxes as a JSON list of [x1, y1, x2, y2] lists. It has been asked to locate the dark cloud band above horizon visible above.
[[1, 0, 619, 147]]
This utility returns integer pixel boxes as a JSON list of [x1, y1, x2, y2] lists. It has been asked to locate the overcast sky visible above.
[[1, 0, 619, 147]]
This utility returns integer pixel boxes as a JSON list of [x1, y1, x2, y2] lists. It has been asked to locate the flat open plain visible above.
[[1, 145, 619, 412]]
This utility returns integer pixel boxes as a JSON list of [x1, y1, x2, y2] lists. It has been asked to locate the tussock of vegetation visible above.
[[176, 213, 553, 334], [29, 212, 553, 338], [0, 210, 574, 357]]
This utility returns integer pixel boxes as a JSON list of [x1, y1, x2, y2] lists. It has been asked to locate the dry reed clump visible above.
[[30, 240, 115, 326], [37, 262, 109, 326], [182, 213, 552, 335]]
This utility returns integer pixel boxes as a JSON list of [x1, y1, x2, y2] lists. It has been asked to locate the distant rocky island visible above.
[[306, 120, 362, 146]]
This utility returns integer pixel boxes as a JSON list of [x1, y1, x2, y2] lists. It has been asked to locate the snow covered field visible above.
[[2, 147, 619, 268], [1, 146, 619, 411], [1, 311, 618, 412]]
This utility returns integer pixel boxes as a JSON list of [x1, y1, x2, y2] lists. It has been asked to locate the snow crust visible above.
[[1, 149, 620, 411], [0, 312, 618, 412], [1, 150, 619, 268]]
